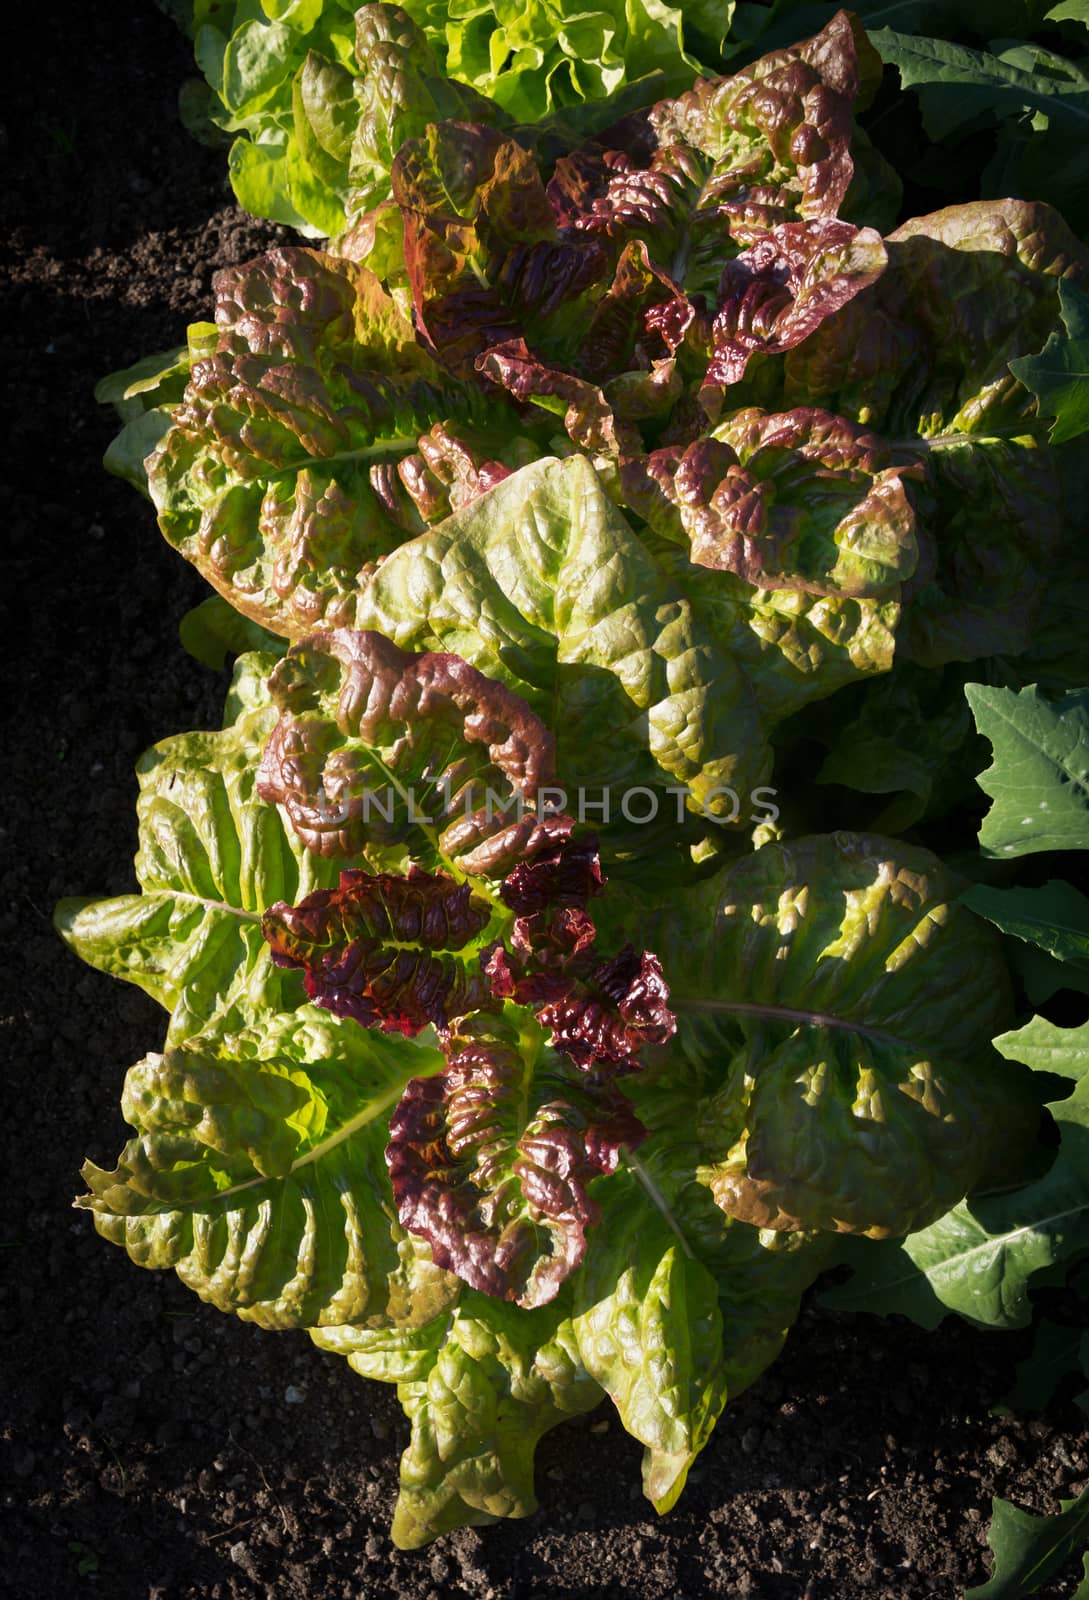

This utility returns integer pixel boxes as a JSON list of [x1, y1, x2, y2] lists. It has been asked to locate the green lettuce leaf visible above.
[[178, 594, 289, 671], [389, 1289, 602, 1546], [95, 341, 197, 491], [777, 199, 1089, 665], [181, 0, 717, 236], [356, 453, 773, 832], [399, 0, 701, 123], [77, 1005, 458, 1331], [822, 1017, 1089, 1331], [572, 1168, 730, 1513], [304, 5, 508, 228], [646, 833, 1026, 1238], [55, 653, 334, 1043], [570, 1060, 830, 1509]]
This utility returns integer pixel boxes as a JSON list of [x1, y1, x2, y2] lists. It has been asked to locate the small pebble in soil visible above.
[[284, 1385, 305, 1405]]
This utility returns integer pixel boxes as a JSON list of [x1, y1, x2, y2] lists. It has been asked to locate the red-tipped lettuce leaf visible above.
[[777, 200, 1089, 665], [257, 629, 560, 877], [263, 867, 494, 1035], [536, 946, 676, 1072], [701, 219, 886, 395], [386, 1014, 645, 1307], [621, 406, 919, 600], [145, 246, 545, 639], [547, 11, 877, 294], [393, 121, 609, 377]]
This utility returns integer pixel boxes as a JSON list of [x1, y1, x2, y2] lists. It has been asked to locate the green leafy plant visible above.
[[167, 0, 722, 234], [71, 7, 1089, 1571]]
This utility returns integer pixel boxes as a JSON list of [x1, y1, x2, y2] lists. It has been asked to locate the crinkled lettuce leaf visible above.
[[387, 1011, 644, 1308], [182, 0, 717, 236], [386, 1289, 602, 1547], [549, 10, 879, 292], [263, 866, 498, 1033], [77, 1005, 458, 1331], [776, 199, 1089, 665], [257, 627, 561, 874], [354, 453, 772, 831], [599, 832, 1030, 1239], [140, 246, 545, 639], [55, 653, 331, 1042]]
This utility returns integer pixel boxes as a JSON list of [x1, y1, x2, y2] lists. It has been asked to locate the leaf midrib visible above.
[[675, 997, 907, 1049]]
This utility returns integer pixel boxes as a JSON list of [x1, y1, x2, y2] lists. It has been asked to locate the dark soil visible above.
[[2, 6, 1087, 1598]]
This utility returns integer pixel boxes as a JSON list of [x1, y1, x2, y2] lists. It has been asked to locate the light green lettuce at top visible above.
[[399, 0, 706, 121], [181, 0, 716, 235]]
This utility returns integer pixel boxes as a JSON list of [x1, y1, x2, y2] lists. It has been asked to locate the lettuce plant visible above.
[[71, 6, 1089, 1560], [174, 0, 717, 234]]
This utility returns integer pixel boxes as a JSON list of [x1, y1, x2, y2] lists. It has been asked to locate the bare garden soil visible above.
[[2, 6, 1087, 1597]]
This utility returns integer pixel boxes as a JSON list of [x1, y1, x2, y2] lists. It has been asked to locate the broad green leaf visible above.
[[965, 684, 1089, 857], [1047, 1, 1089, 22], [872, 27, 1089, 142], [102, 410, 176, 494], [569, 1083, 828, 1508], [389, 1291, 603, 1546], [356, 454, 772, 828], [94, 345, 191, 417], [779, 200, 1089, 668], [78, 1005, 457, 1331], [228, 134, 320, 233], [967, 1484, 1089, 1599], [223, 18, 296, 114], [55, 653, 335, 1042], [96, 342, 195, 491], [1010, 280, 1089, 446], [658, 834, 1023, 1239], [961, 882, 1089, 974], [310, 1313, 451, 1384], [824, 1019, 1089, 1330], [572, 1169, 730, 1512], [995, 1015, 1089, 1078]]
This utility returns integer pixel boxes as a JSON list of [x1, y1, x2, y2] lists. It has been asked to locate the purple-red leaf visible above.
[[393, 121, 608, 376], [701, 220, 886, 396], [386, 1015, 645, 1306], [620, 406, 918, 600], [257, 629, 558, 876], [263, 867, 494, 1036], [537, 947, 676, 1072], [547, 11, 876, 295]]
